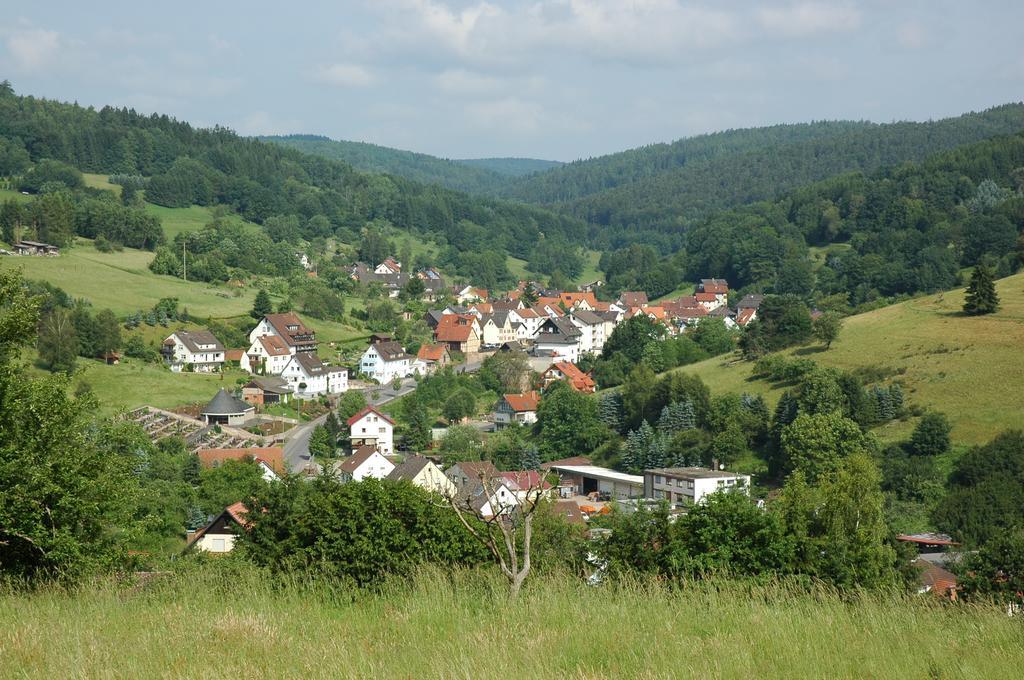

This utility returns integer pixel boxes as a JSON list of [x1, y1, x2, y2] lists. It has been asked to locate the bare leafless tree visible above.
[[444, 471, 548, 599]]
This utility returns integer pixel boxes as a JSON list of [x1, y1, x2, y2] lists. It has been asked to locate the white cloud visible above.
[[234, 111, 303, 136], [436, 68, 502, 94], [6, 28, 59, 70], [314, 63, 375, 87], [757, 2, 861, 37]]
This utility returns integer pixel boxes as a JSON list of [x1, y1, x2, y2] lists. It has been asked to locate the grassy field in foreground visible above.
[[1, 569, 1021, 679], [679, 272, 1024, 445], [4, 239, 260, 318]]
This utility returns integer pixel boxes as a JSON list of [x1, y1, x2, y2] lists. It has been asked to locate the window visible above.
[[655, 475, 664, 485], [717, 480, 725, 486], [686, 481, 694, 489]]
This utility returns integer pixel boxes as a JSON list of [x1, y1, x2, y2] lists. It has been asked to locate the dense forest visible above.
[[264, 135, 560, 194], [0, 84, 584, 286], [594, 132, 1024, 303], [499, 105, 1024, 251]]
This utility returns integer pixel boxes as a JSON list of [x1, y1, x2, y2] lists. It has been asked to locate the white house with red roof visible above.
[[374, 257, 402, 275], [241, 333, 293, 374], [494, 391, 541, 429], [248, 312, 318, 353], [348, 406, 395, 455], [543, 361, 596, 393]]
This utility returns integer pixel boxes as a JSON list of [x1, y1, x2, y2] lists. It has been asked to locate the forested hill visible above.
[[263, 134, 561, 193], [0, 87, 585, 283], [454, 157, 563, 177], [498, 104, 1024, 248]]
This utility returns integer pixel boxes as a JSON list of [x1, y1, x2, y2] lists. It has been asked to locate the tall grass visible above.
[[1, 564, 1021, 678]]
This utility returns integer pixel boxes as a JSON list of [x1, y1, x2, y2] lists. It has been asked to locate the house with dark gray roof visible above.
[[360, 341, 415, 384], [388, 455, 456, 496], [281, 352, 348, 398], [162, 329, 225, 373]]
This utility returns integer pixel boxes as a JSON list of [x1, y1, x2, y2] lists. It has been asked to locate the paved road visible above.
[[280, 377, 420, 473]]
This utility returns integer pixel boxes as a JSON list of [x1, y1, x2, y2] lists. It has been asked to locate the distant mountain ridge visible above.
[[494, 103, 1024, 249], [261, 134, 561, 194]]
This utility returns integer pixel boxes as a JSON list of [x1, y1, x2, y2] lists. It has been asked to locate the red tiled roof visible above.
[[736, 308, 757, 327], [196, 447, 286, 475], [417, 343, 447, 361], [471, 303, 493, 314], [700, 280, 729, 295], [619, 291, 648, 307], [915, 559, 958, 595], [258, 335, 291, 356], [560, 292, 597, 308], [695, 292, 719, 302], [225, 501, 251, 528], [434, 314, 477, 343], [225, 348, 245, 362], [541, 456, 592, 470], [501, 470, 553, 491], [347, 406, 396, 428], [503, 391, 540, 412], [547, 361, 596, 392]]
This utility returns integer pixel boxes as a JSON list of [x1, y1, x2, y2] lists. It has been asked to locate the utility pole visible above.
[[182, 238, 187, 281]]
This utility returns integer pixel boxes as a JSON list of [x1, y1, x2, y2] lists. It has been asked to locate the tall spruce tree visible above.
[[658, 400, 696, 435], [251, 289, 273, 319], [963, 264, 1000, 315], [598, 391, 624, 431]]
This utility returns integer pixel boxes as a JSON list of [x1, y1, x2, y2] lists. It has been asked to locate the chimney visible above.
[[711, 458, 721, 471]]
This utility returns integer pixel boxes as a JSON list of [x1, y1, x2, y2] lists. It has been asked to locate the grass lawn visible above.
[[652, 282, 696, 302], [2, 568, 1022, 678], [676, 272, 1024, 446], [144, 203, 263, 240], [4, 238, 260, 318], [82, 173, 121, 195], [0, 187, 31, 204], [505, 248, 603, 287]]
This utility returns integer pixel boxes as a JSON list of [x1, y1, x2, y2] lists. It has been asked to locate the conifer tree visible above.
[[598, 391, 624, 431], [520, 445, 542, 471], [251, 289, 273, 319], [963, 264, 999, 315], [658, 400, 695, 435]]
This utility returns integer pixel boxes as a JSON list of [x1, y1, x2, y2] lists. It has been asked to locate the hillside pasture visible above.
[[4, 239, 259, 318], [678, 273, 1024, 445], [82, 173, 121, 195]]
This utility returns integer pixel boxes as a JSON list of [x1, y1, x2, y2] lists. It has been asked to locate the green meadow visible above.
[[678, 272, 1024, 446], [1, 567, 1021, 679]]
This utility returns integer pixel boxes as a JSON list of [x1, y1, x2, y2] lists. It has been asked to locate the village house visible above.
[[500, 470, 554, 502], [643, 467, 751, 506], [13, 240, 59, 256], [534, 317, 582, 363], [296, 252, 312, 270], [161, 329, 225, 373], [514, 307, 546, 340], [445, 460, 500, 493], [452, 285, 488, 304], [559, 291, 598, 311], [414, 343, 451, 375], [348, 406, 395, 455], [695, 292, 725, 312], [360, 341, 415, 384], [494, 391, 541, 429], [568, 309, 607, 355], [374, 257, 402, 275], [200, 389, 255, 426], [241, 376, 293, 406], [281, 352, 348, 398], [433, 313, 482, 354], [335, 444, 395, 482], [248, 312, 318, 354], [736, 307, 757, 327], [240, 334, 292, 375], [542, 361, 596, 393], [197, 447, 286, 481], [618, 291, 648, 308], [465, 478, 521, 518], [479, 311, 519, 346], [388, 455, 457, 496], [186, 502, 249, 554]]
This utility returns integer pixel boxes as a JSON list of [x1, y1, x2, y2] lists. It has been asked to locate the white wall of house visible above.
[[164, 334, 224, 373], [342, 451, 395, 482], [535, 339, 580, 363], [350, 412, 394, 455], [478, 482, 520, 518], [241, 338, 293, 375], [569, 319, 605, 355], [281, 359, 348, 398], [481, 319, 516, 346], [193, 532, 236, 553], [248, 319, 277, 345], [360, 346, 414, 383], [411, 463, 457, 496]]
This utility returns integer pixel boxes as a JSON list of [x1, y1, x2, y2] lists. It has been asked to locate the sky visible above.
[[3, 1, 1023, 161]]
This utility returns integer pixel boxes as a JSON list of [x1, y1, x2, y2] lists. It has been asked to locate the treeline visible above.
[[594, 132, 1024, 304], [0, 84, 586, 277], [501, 105, 1024, 249], [0, 160, 163, 250]]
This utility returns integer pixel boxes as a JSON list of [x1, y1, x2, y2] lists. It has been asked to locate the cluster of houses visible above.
[[349, 258, 448, 300], [162, 311, 349, 402], [2, 240, 61, 256], [188, 410, 754, 554]]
